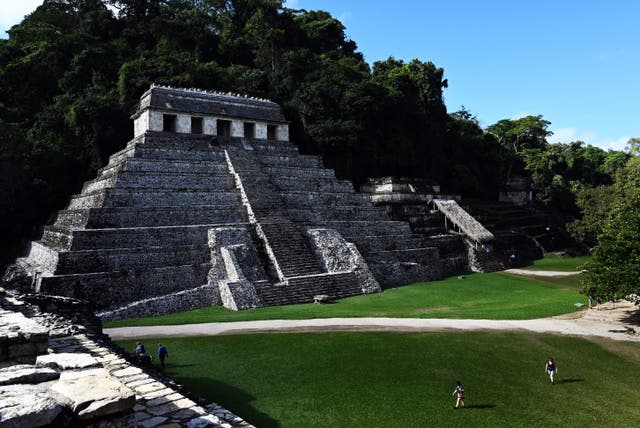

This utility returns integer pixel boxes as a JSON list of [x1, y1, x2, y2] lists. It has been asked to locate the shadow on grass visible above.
[[176, 376, 279, 428], [165, 363, 197, 369], [556, 378, 584, 384], [462, 404, 496, 409]]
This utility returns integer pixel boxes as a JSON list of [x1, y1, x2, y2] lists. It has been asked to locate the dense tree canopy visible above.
[[522, 141, 629, 216], [0, 0, 466, 266], [0, 0, 633, 268], [581, 157, 640, 302]]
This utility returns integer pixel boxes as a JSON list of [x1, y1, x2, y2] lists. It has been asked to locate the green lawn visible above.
[[118, 332, 640, 427], [522, 254, 591, 272], [105, 272, 586, 327]]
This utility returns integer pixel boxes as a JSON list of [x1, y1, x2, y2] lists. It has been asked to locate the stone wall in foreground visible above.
[[0, 288, 253, 428]]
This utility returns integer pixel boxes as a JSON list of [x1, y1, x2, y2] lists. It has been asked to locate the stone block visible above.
[[36, 353, 100, 370], [112, 366, 143, 378], [51, 373, 136, 421], [139, 416, 168, 428], [171, 407, 207, 420], [59, 368, 110, 380], [0, 364, 59, 385], [134, 382, 166, 394], [0, 383, 63, 427], [187, 414, 223, 428]]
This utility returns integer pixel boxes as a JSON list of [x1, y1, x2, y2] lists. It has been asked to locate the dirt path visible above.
[[503, 268, 584, 277], [104, 300, 640, 342]]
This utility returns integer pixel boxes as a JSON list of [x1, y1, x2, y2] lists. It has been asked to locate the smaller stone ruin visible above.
[[359, 176, 553, 272]]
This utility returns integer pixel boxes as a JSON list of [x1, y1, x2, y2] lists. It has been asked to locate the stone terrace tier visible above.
[[18, 133, 244, 312]]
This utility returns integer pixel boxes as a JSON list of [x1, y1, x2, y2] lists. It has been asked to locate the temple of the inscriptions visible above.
[[7, 85, 537, 320]]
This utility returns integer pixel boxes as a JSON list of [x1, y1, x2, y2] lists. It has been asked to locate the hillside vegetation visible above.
[[1, 1, 636, 300]]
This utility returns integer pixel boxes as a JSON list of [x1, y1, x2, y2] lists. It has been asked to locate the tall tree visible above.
[[626, 137, 640, 156], [486, 115, 552, 181], [582, 156, 640, 301]]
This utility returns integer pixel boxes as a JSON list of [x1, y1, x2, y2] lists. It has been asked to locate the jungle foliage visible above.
[[0, 0, 632, 268]]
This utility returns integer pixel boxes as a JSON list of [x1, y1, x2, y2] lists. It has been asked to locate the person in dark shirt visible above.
[[157, 343, 168, 368], [545, 357, 557, 384], [135, 342, 145, 356]]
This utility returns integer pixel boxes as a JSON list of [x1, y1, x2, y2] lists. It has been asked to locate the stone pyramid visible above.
[[8, 86, 459, 320]]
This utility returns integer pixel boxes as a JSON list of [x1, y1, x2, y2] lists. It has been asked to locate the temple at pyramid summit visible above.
[[6, 85, 559, 320]]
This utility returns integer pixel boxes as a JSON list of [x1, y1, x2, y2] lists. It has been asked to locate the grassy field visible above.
[[523, 254, 591, 272], [105, 272, 586, 327], [118, 332, 640, 427]]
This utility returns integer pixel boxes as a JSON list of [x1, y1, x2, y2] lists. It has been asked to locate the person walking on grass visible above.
[[545, 357, 557, 384], [157, 343, 168, 368], [135, 342, 145, 356], [452, 381, 465, 408]]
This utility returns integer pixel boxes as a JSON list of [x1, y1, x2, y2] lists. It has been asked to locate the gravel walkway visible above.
[[105, 301, 640, 342], [503, 268, 585, 277]]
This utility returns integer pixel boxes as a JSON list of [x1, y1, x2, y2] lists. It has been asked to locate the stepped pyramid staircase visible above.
[[11, 132, 450, 319]]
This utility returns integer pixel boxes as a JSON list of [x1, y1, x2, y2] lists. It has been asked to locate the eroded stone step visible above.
[[256, 272, 362, 306], [322, 220, 413, 236], [55, 244, 210, 274], [270, 176, 353, 193], [359, 245, 441, 263], [279, 190, 372, 207], [285, 206, 391, 223], [68, 224, 236, 250], [257, 154, 323, 168], [100, 157, 229, 177], [83, 171, 235, 194], [55, 206, 248, 229], [262, 165, 335, 179], [69, 189, 241, 209], [132, 146, 220, 161], [342, 234, 429, 253], [39, 263, 211, 309]]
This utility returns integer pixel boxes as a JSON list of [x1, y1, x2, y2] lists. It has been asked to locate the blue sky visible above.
[[2, 1, 638, 150], [285, 0, 639, 151]]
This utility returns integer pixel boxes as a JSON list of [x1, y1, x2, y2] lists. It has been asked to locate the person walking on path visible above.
[[545, 357, 557, 384], [452, 381, 465, 408], [157, 343, 168, 368]]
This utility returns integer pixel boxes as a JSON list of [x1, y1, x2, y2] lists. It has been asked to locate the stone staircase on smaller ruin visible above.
[[357, 177, 572, 272], [256, 272, 361, 307], [358, 179, 470, 276]]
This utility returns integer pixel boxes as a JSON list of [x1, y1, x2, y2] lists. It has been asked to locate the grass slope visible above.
[[523, 254, 591, 272], [105, 272, 585, 328], [119, 332, 640, 427]]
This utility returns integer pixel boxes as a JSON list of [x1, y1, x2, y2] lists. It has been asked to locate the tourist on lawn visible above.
[[545, 357, 557, 384], [135, 342, 145, 356], [157, 343, 169, 368], [452, 381, 465, 408]]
